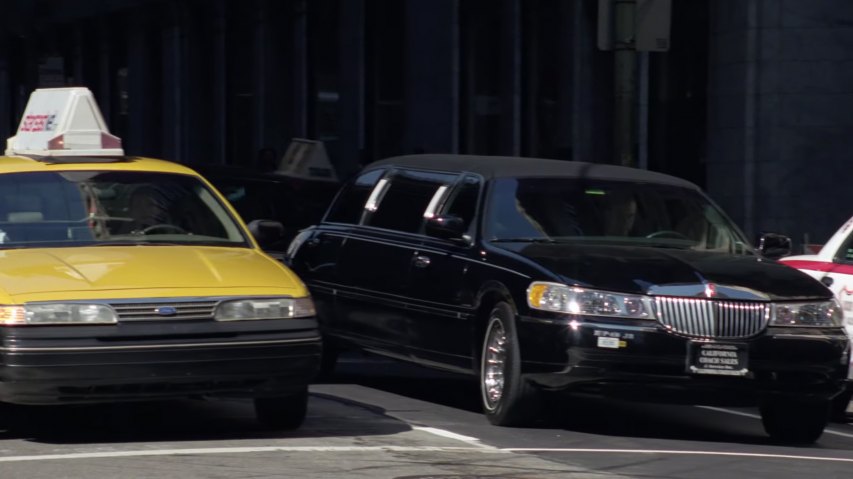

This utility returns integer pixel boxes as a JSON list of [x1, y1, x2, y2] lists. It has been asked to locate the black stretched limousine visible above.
[[286, 154, 850, 444]]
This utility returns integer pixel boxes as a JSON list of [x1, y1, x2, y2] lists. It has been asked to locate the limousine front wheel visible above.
[[480, 301, 541, 426], [760, 398, 829, 444]]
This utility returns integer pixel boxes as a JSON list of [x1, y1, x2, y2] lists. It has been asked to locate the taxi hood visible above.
[[500, 242, 830, 301], [0, 246, 305, 302]]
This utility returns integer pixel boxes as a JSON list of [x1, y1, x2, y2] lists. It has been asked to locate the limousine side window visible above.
[[366, 170, 458, 233], [324, 169, 385, 224], [443, 175, 481, 233]]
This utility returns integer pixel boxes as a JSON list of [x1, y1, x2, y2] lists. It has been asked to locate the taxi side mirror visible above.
[[248, 219, 285, 247], [757, 232, 792, 259], [425, 214, 466, 241]]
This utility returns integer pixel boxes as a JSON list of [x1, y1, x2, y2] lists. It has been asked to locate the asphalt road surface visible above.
[[0, 353, 851, 478]]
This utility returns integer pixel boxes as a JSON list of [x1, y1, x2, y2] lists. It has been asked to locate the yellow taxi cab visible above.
[[0, 87, 320, 429]]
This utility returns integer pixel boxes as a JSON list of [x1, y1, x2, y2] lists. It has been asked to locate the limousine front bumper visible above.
[[517, 315, 850, 406]]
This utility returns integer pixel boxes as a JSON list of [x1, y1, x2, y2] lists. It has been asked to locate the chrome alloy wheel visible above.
[[481, 317, 508, 411]]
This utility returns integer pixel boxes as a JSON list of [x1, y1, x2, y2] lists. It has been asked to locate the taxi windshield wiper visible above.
[[90, 240, 180, 246]]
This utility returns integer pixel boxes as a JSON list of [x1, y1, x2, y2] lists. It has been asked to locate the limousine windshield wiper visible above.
[[490, 237, 558, 243]]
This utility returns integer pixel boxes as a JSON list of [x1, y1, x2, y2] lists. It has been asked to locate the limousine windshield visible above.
[[485, 177, 751, 253]]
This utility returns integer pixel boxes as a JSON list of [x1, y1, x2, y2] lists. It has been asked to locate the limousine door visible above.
[[405, 176, 481, 371], [334, 169, 458, 357]]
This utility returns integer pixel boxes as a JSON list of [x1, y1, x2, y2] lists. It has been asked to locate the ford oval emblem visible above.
[[155, 306, 178, 316]]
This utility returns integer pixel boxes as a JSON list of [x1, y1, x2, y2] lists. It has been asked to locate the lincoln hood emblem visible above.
[[704, 283, 717, 298]]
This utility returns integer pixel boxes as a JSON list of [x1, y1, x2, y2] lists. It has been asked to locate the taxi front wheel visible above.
[[254, 388, 308, 430]]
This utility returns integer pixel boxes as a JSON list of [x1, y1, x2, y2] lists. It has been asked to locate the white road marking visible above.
[[503, 448, 853, 463], [698, 406, 853, 439], [413, 426, 496, 449], [0, 446, 507, 463], [1, 444, 852, 464]]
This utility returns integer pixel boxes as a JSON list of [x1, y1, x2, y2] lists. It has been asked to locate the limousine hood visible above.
[[501, 243, 830, 301], [0, 246, 306, 302]]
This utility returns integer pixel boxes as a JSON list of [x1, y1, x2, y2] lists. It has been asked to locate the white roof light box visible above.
[[5, 87, 124, 157]]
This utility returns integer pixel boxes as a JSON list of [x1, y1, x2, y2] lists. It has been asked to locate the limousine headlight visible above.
[[527, 281, 654, 319], [215, 297, 316, 321], [0, 303, 117, 325], [771, 299, 843, 327]]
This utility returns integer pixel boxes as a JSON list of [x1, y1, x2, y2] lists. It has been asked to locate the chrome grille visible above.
[[654, 297, 769, 339], [110, 300, 218, 322]]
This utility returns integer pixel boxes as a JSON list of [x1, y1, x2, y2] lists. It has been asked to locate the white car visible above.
[[780, 217, 853, 419]]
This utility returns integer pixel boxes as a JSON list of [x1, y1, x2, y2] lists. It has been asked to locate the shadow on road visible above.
[[0, 392, 412, 445], [322, 352, 779, 447]]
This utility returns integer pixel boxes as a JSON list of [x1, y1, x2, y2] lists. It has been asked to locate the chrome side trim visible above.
[[0, 336, 321, 353], [451, 255, 530, 278], [310, 280, 476, 320]]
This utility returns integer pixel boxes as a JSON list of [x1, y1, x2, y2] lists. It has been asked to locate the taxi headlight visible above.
[[215, 297, 316, 321], [526, 281, 654, 319], [0, 303, 117, 325], [771, 299, 844, 327]]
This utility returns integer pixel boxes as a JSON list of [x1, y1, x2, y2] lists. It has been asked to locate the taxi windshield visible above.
[[485, 177, 752, 254], [0, 171, 249, 248]]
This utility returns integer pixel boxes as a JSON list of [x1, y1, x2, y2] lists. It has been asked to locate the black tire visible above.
[[760, 399, 829, 444], [830, 388, 852, 422], [480, 301, 541, 426], [317, 340, 340, 381], [254, 388, 309, 430]]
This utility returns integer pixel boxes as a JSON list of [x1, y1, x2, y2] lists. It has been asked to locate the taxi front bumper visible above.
[[0, 318, 321, 405], [518, 315, 850, 406]]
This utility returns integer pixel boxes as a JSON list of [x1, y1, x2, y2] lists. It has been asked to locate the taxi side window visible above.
[[325, 169, 385, 224], [367, 170, 458, 233]]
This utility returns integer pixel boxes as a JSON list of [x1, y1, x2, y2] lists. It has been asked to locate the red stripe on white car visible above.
[[781, 259, 853, 276]]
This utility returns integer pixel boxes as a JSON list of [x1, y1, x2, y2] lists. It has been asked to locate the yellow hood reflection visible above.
[[0, 246, 306, 302]]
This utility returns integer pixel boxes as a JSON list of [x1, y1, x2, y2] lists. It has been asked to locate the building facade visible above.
[[1, 0, 851, 247]]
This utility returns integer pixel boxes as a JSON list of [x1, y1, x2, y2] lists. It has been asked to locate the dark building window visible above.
[[226, 3, 257, 166], [521, 0, 570, 160], [460, 0, 502, 155], [648, 0, 709, 188], [365, 0, 406, 163], [308, 0, 341, 165]]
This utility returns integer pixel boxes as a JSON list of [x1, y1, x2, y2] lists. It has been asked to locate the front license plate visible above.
[[688, 342, 749, 376]]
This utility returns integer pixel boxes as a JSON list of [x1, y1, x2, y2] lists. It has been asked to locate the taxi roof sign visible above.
[[5, 87, 123, 157]]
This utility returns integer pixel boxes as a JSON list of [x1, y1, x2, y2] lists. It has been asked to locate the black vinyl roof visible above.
[[368, 154, 700, 190]]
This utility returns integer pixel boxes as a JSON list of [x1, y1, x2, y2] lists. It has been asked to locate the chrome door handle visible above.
[[412, 255, 431, 268]]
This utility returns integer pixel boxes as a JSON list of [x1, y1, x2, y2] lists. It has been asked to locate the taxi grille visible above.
[[654, 297, 769, 339], [110, 300, 218, 322]]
